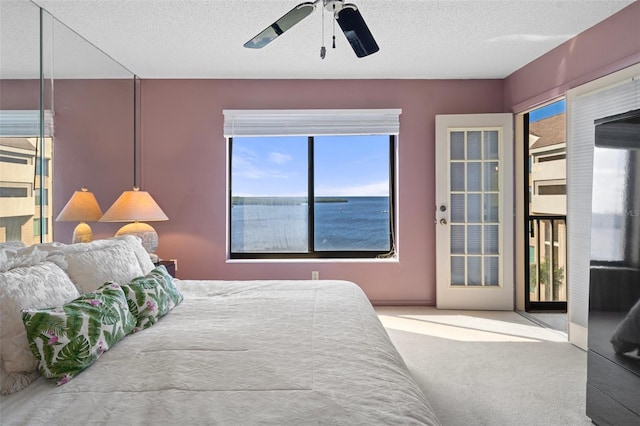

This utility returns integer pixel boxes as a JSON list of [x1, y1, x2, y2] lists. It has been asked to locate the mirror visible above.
[[0, 2, 136, 244]]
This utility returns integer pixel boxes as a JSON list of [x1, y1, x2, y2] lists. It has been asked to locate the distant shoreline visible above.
[[232, 196, 387, 206]]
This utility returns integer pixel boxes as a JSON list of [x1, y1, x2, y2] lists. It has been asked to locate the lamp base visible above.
[[72, 222, 93, 243], [115, 222, 159, 253]]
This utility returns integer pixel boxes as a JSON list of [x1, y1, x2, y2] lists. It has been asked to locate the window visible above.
[[537, 153, 566, 163], [0, 186, 29, 198], [537, 184, 566, 195], [535, 181, 566, 195], [224, 109, 400, 259], [35, 157, 50, 176], [0, 155, 29, 165], [230, 135, 394, 258], [33, 218, 48, 237], [35, 188, 49, 205]]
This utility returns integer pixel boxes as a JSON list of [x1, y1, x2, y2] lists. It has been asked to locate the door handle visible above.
[[440, 218, 447, 225]]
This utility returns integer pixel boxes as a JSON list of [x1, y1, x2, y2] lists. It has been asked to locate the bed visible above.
[[0, 238, 440, 425]]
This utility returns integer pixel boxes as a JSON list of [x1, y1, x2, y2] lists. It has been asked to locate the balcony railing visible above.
[[528, 215, 567, 307]]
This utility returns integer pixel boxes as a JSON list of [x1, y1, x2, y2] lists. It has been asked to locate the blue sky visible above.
[[232, 135, 390, 197], [529, 99, 565, 122]]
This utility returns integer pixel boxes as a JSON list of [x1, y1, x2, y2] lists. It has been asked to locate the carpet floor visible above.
[[376, 307, 591, 426]]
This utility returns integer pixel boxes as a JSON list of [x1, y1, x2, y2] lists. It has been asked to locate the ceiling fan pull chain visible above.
[[320, 3, 326, 59], [332, 2, 336, 48]]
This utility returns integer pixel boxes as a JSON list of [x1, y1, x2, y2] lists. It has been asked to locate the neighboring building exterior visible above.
[[530, 113, 567, 215], [0, 136, 53, 244]]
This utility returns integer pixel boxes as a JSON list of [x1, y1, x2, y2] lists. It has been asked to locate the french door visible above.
[[435, 114, 514, 310]]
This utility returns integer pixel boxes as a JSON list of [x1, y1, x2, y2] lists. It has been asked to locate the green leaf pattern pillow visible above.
[[122, 265, 183, 332], [21, 282, 135, 385]]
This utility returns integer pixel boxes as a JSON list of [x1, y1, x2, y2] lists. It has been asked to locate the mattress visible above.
[[1, 280, 440, 425]]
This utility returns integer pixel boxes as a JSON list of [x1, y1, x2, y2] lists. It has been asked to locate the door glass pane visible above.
[[451, 163, 465, 191], [468, 257, 482, 286], [467, 225, 482, 254], [450, 132, 465, 160], [484, 224, 499, 254], [467, 194, 482, 222], [467, 131, 481, 159], [450, 194, 465, 223], [484, 162, 499, 191], [484, 194, 499, 222], [451, 256, 465, 285], [484, 131, 499, 159], [485, 257, 499, 286], [467, 162, 481, 191], [451, 225, 465, 254], [527, 99, 567, 307]]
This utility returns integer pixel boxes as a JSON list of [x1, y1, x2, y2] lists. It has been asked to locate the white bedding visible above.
[[1, 280, 440, 425]]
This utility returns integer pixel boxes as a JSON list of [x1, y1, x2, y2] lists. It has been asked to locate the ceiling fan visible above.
[[244, 0, 379, 59]]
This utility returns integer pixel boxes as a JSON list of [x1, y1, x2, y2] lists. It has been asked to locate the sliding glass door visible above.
[[524, 100, 567, 311]]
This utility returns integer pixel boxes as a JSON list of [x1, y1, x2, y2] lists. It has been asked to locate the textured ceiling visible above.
[[2, 0, 636, 79]]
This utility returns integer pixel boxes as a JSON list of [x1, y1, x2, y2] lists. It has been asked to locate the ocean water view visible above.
[[231, 196, 391, 253]]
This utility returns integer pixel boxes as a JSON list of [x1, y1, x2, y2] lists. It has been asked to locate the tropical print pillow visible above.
[[121, 265, 183, 332], [21, 282, 135, 385]]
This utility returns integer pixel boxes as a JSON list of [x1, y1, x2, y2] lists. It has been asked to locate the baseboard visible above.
[[569, 321, 588, 350], [371, 299, 434, 306]]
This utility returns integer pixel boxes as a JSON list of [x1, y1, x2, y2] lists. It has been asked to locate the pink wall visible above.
[[136, 79, 504, 304], [0, 76, 502, 304], [52, 79, 135, 241], [504, 1, 640, 112], [0, 80, 40, 110]]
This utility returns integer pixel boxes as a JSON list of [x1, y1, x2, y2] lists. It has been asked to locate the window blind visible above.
[[223, 109, 402, 137], [0, 110, 54, 137], [566, 73, 640, 331]]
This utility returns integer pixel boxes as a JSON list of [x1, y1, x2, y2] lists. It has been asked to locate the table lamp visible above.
[[55, 187, 103, 243], [99, 187, 168, 254]]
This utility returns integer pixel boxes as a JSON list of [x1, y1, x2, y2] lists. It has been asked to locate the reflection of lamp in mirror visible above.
[[99, 187, 168, 254], [55, 187, 103, 243]]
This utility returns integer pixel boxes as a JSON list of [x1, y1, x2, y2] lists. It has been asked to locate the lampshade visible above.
[[99, 187, 168, 222], [100, 187, 168, 253], [56, 187, 103, 243]]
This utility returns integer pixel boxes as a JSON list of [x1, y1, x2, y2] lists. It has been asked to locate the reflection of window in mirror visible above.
[[591, 147, 628, 262], [0, 122, 54, 245]]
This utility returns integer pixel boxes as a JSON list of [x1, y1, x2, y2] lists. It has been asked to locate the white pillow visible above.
[[0, 245, 50, 273], [46, 237, 154, 276], [0, 261, 80, 394], [0, 241, 27, 272], [0, 241, 26, 252], [63, 244, 144, 293], [113, 235, 155, 274]]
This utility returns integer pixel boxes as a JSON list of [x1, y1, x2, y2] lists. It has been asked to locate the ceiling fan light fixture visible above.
[[323, 0, 345, 13]]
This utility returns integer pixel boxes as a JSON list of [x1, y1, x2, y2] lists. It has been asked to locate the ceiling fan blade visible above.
[[244, 2, 316, 49], [336, 4, 379, 58]]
